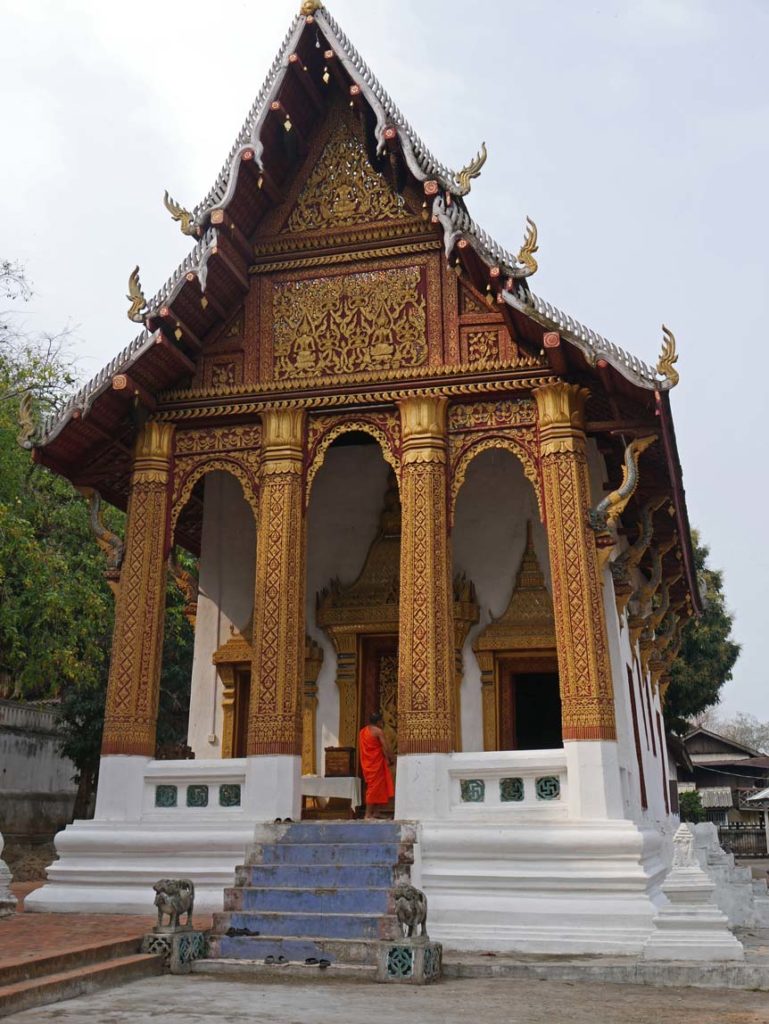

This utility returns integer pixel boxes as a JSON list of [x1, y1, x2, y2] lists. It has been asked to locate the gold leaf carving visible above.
[[273, 266, 427, 378], [284, 121, 409, 234]]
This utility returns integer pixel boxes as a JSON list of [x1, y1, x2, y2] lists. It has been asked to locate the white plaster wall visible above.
[[305, 444, 392, 771], [451, 448, 550, 753], [187, 471, 255, 758], [588, 437, 674, 830]]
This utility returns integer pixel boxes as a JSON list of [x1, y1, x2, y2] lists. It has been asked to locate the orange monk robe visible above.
[[358, 726, 395, 805]]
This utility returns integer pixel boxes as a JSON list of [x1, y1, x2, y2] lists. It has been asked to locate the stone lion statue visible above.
[[393, 884, 428, 940], [153, 878, 195, 930]]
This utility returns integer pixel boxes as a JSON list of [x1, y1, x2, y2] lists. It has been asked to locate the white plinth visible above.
[[243, 755, 301, 822], [0, 832, 16, 918]]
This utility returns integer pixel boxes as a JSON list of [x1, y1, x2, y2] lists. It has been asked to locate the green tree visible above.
[[678, 789, 705, 824], [1, 261, 194, 815], [666, 534, 740, 732]]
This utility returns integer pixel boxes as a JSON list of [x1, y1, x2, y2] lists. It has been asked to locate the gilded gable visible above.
[[282, 119, 410, 234]]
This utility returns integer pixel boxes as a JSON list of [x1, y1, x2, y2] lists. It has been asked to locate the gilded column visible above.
[[101, 421, 174, 756], [397, 396, 455, 754], [247, 409, 307, 756], [534, 383, 616, 741]]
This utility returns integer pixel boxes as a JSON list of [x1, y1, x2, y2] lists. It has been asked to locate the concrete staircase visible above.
[[205, 821, 417, 971], [0, 937, 163, 1019]]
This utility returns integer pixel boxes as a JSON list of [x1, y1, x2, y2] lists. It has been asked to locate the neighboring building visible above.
[[24, 2, 699, 956], [680, 728, 769, 826]]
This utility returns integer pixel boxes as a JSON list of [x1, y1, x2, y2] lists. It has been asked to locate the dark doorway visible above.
[[499, 664, 562, 750], [359, 635, 399, 753]]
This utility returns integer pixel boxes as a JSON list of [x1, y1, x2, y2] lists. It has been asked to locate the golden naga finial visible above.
[[163, 191, 197, 237], [456, 142, 487, 196], [516, 216, 539, 276], [300, 0, 322, 14], [656, 324, 679, 388], [17, 391, 36, 449], [127, 266, 148, 324]]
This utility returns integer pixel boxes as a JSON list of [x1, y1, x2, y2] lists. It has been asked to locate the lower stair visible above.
[[203, 820, 417, 973], [0, 937, 163, 1019]]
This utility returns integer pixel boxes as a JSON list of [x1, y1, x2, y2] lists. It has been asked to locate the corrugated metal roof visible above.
[[699, 786, 734, 809]]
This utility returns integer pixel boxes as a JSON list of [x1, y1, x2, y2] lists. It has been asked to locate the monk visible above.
[[359, 712, 395, 819]]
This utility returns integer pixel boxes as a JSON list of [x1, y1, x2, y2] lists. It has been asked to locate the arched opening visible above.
[[167, 468, 256, 760], [305, 429, 397, 797], [452, 446, 561, 753]]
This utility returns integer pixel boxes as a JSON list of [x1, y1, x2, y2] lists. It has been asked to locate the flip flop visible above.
[[304, 957, 319, 965], [276, 955, 289, 965], [264, 955, 276, 965], [318, 959, 331, 969]]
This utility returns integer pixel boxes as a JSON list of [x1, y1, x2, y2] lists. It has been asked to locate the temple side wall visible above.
[[187, 472, 255, 758], [306, 444, 392, 767], [451, 448, 550, 752]]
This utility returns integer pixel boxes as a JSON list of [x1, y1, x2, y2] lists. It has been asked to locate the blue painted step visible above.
[[256, 842, 405, 866], [278, 822, 402, 844], [235, 886, 391, 914], [223, 910, 399, 941], [237, 863, 406, 889]]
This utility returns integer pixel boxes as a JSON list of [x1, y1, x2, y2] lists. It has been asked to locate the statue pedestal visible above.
[[141, 930, 207, 974], [375, 938, 442, 984]]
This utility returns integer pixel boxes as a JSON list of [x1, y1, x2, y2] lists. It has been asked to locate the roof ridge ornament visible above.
[[300, 1, 323, 14], [516, 216, 539, 276], [656, 324, 679, 388], [163, 191, 198, 237], [127, 266, 148, 324], [455, 142, 487, 196], [17, 392, 36, 449]]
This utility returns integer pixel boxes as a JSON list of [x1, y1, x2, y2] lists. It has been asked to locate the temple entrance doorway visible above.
[[498, 660, 562, 751], [359, 635, 399, 754]]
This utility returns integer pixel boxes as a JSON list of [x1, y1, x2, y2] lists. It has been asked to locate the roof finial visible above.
[[300, 1, 322, 14], [163, 191, 197, 237], [17, 392, 36, 449], [516, 216, 539, 276], [456, 142, 487, 196], [127, 266, 148, 324], [656, 325, 679, 388]]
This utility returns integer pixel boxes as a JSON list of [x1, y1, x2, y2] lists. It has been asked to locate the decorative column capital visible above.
[[260, 408, 306, 475], [133, 421, 175, 485], [534, 383, 589, 455], [398, 395, 448, 464]]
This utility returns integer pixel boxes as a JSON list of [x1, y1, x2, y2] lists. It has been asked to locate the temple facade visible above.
[[24, 3, 700, 953]]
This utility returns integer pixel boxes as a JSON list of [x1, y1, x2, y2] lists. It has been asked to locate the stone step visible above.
[[212, 910, 400, 941], [0, 937, 142, 987], [234, 862, 409, 889], [0, 953, 163, 1019], [275, 822, 408, 844], [252, 842, 409, 866], [193, 957, 376, 980], [225, 885, 392, 915], [206, 934, 383, 966]]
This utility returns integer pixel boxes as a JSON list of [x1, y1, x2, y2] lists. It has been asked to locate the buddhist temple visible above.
[[23, 2, 701, 955]]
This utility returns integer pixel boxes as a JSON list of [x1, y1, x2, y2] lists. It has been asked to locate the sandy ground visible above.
[[6, 973, 769, 1024]]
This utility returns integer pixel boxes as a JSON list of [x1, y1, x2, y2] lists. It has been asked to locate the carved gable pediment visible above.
[[281, 117, 411, 235]]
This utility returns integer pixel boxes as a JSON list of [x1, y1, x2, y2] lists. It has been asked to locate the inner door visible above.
[[498, 658, 562, 750], [233, 668, 251, 759], [359, 635, 399, 753]]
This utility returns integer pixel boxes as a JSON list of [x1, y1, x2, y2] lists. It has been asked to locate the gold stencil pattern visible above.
[[284, 120, 409, 233], [273, 266, 428, 379]]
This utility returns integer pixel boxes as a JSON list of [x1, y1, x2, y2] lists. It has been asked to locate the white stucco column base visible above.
[[563, 740, 625, 819], [243, 755, 302, 822], [394, 751, 669, 954], [94, 755, 151, 820]]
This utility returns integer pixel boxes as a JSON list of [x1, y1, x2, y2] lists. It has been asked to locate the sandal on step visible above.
[[264, 955, 276, 965], [318, 959, 331, 969], [304, 957, 319, 965], [276, 955, 289, 965]]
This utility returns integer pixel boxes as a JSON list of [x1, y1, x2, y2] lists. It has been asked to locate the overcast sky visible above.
[[1, 0, 767, 719]]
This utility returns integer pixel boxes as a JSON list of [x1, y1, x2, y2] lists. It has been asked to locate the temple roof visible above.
[[37, 2, 675, 446]]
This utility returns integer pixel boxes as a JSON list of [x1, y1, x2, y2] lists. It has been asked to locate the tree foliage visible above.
[[678, 789, 705, 824], [1, 262, 194, 814], [665, 534, 740, 732]]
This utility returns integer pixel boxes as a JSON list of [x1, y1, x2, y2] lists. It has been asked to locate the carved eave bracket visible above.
[[610, 496, 667, 619], [79, 487, 125, 595], [589, 434, 657, 574]]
